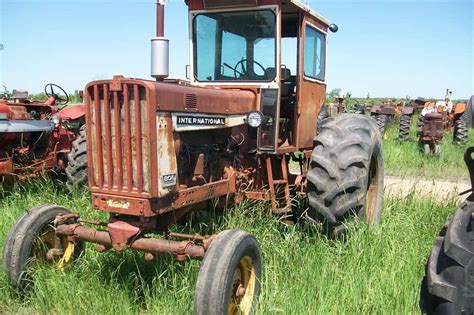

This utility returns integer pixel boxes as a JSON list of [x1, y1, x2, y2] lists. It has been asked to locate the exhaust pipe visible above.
[[151, 1, 169, 81]]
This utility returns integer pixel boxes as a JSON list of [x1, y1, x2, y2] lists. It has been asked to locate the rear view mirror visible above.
[[329, 24, 338, 33]]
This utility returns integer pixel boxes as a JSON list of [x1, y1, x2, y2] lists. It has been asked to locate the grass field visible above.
[[0, 114, 471, 314], [0, 179, 459, 314]]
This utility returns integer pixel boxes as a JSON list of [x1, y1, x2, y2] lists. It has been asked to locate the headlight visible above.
[[247, 111, 263, 128], [0, 113, 7, 120], [51, 115, 61, 125]]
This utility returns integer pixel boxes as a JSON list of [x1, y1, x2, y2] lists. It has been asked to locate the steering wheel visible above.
[[224, 59, 267, 79], [44, 83, 69, 105]]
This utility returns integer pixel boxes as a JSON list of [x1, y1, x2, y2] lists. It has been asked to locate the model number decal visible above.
[[177, 116, 225, 126], [162, 173, 177, 187]]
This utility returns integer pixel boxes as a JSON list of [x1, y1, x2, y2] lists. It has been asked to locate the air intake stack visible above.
[[151, 0, 169, 80]]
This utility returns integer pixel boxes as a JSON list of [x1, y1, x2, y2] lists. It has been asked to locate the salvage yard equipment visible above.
[[3, 1, 383, 313], [0, 83, 86, 182], [420, 147, 474, 314], [369, 100, 414, 136], [418, 89, 470, 156]]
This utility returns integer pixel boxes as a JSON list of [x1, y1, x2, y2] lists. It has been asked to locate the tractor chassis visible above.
[[50, 151, 312, 262], [52, 213, 210, 261]]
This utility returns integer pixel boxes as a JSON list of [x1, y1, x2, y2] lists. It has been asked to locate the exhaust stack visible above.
[[151, 1, 169, 80]]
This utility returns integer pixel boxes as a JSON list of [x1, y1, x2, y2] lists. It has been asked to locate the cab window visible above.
[[304, 25, 326, 81]]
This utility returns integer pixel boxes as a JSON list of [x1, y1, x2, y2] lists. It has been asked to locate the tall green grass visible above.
[[0, 179, 458, 314], [383, 115, 474, 179]]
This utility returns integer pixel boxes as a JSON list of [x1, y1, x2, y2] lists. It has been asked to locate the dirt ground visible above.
[[384, 175, 470, 202]]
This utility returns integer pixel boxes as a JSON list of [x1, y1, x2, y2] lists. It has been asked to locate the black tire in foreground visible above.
[[66, 124, 88, 188], [374, 114, 387, 135], [306, 114, 384, 233], [194, 230, 261, 315], [3, 205, 84, 291], [399, 115, 411, 141], [453, 119, 468, 144], [420, 200, 474, 314], [316, 106, 329, 135]]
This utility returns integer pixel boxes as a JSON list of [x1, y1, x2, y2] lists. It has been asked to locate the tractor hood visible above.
[[86, 76, 257, 116]]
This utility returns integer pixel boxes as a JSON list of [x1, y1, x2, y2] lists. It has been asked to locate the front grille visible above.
[[88, 83, 150, 194]]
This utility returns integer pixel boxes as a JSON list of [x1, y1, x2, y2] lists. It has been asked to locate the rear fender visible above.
[[454, 102, 466, 115], [370, 105, 381, 115], [402, 107, 414, 115], [57, 104, 85, 121]]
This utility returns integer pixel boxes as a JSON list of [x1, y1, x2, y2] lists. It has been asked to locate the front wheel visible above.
[[423, 143, 441, 157], [194, 230, 262, 315], [306, 114, 384, 233], [3, 205, 84, 291]]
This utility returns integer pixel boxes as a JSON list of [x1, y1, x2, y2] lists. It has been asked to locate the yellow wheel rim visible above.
[[58, 241, 75, 270], [228, 255, 257, 315], [33, 224, 75, 270]]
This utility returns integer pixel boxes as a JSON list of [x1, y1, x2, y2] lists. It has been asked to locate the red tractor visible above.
[[418, 89, 470, 156], [3, 1, 383, 313], [0, 83, 86, 184]]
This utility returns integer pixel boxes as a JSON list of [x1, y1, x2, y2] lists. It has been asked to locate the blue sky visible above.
[[0, 0, 472, 98]]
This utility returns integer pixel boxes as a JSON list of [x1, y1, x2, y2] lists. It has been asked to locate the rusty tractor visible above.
[[369, 100, 415, 137], [0, 83, 87, 183], [3, 1, 384, 313], [418, 89, 470, 156], [420, 147, 474, 314]]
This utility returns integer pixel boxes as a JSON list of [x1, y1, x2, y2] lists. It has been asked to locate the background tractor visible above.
[[420, 147, 474, 314], [369, 100, 415, 137], [317, 91, 365, 134], [3, 1, 384, 313], [0, 83, 86, 183], [418, 89, 469, 156]]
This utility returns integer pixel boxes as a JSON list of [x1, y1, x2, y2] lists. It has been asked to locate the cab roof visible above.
[[185, 0, 330, 26]]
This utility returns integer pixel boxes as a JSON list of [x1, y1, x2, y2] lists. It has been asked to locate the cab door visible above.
[[296, 16, 328, 149]]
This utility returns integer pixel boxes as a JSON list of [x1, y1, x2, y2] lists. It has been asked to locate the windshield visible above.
[[193, 9, 277, 82]]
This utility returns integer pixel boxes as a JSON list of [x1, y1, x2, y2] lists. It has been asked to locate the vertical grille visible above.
[[88, 83, 150, 194]]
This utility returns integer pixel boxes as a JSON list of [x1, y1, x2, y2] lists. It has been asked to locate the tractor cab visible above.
[[186, 0, 337, 154]]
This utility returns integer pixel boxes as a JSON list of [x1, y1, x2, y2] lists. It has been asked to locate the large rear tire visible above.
[[316, 106, 329, 135], [420, 201, 474, 314], [306, 114, 384, 232], [417, 115, 424, 136], [66, 124, 88, 189], [399, 114, 411, 141], [374, 114, 386, 135], [453, 119, 468, 144]]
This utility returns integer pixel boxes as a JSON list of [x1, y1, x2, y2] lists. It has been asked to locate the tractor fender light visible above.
[[247, 111, 264, 128]]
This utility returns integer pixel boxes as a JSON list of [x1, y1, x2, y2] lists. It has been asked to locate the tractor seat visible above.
[[263, 67, 296, 100]]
